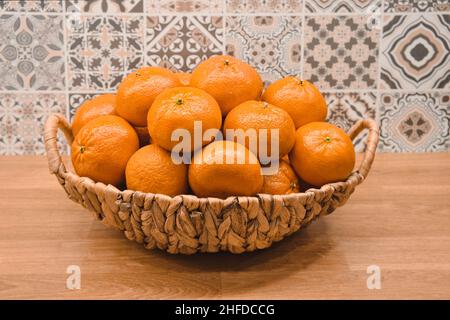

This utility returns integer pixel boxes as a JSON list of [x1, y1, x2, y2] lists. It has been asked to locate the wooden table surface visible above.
[[0, 153, 449, 299]]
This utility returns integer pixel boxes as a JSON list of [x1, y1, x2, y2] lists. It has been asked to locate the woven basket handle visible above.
[[44, 113, 73, 175], [347, 119, 379, 179]]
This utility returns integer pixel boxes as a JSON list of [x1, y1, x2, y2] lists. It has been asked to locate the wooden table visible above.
[[0, 153, 449, 299]]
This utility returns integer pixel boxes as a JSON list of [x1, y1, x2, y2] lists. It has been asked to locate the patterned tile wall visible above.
[[0, 0, 449, 155]]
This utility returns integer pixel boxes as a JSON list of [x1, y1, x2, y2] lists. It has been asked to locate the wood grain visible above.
[[0, 153, 449, 299]]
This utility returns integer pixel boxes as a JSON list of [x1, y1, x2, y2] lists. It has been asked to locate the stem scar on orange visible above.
[[116, 66, 181, 127], [289, 122, 355, 187], [262, 77, 327, 129], [71, 115, 139, 187]]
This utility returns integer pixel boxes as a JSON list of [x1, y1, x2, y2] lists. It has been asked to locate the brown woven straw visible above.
[[44, 114, 379, 254]]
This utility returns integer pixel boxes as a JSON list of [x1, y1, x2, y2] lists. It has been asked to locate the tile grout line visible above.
[[375, 0, 385, 132], [82, 14, 89, 94], [303, 11, 450, 17], [300, 0, 306, 79], [0, 89, 119, 94], [222, 0, 226, 55], [313, 88, 450, 94], [376, 0, 384, 132], [142, 0, 147, 66], [3, 10, 448, 17], [1, 88, 448, 94], [89, 11, 450, 17], [63, 0, 70, 155]]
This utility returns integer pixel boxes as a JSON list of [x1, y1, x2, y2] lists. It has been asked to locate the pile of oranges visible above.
[[71, 55, 355, 198]]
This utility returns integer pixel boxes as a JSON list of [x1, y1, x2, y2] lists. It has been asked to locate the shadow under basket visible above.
[[44, 115, 379, 254]]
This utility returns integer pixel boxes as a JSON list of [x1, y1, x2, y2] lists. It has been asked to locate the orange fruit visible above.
[[71, 94, 117, 136], [190, 55, 263, 116], [262, 77, 327, 128], [116, 66, 181, 127], [223, 100, 296, 159], [147, 86, 222, 152], [133, 126, 151, 147], [260, 160, 299, 195], [189, 140, 263, 198], [289, 122, 355, 187], [177, 71, 191, 86], [71, 115, 139, 187], [125, 144, 188, 196]]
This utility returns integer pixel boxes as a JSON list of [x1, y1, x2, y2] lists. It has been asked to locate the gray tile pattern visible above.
[[226, 15, 302, 86], [303, 15, 379, 90], [67, 15, 144, 91], [146, 15, 223, 71], [0, 93, 67, 155], [65, 0, 144, 13], [0, 0, 63, 12], [0, 14, 65, 90]]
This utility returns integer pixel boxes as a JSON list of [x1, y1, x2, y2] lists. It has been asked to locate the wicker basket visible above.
[[44, 114, 379, 254]]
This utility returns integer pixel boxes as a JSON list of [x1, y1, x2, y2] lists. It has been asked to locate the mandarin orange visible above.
[[71, 115, 139, 187], [289, 122, 355, 187], [71, 94, 117, 136], [223, 100, 295, 159], [260, 160, 299, 195], [190, 55, 263, 116], [147, 86, 222, 152], [189, 140, 263, 198], [116, 66, 181, 126], [262, 77, 327, 128], [125, 144, 188, 196]]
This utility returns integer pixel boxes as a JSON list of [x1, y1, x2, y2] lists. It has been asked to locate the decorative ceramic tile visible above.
[[226, 0, 303, 13], [0, 0, 63, 12], [380, 14, 450, 90], [379, 92, 449, 152], [0, 93, 67, 155], [303, 15, 379, 90], [146, 0, 223, 14], [146, 16, 223, 72], [225, 15, 302, 85], [0, 15, 65, 91], [305, 0, 381, 13], [67, 15, 144, 91], [65, 0, 144, 13], [325, 92, 377, 152], [384, 0, 450, 13]]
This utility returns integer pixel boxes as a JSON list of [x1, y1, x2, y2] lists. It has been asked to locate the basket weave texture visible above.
[[44, 115, 379, 254]]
